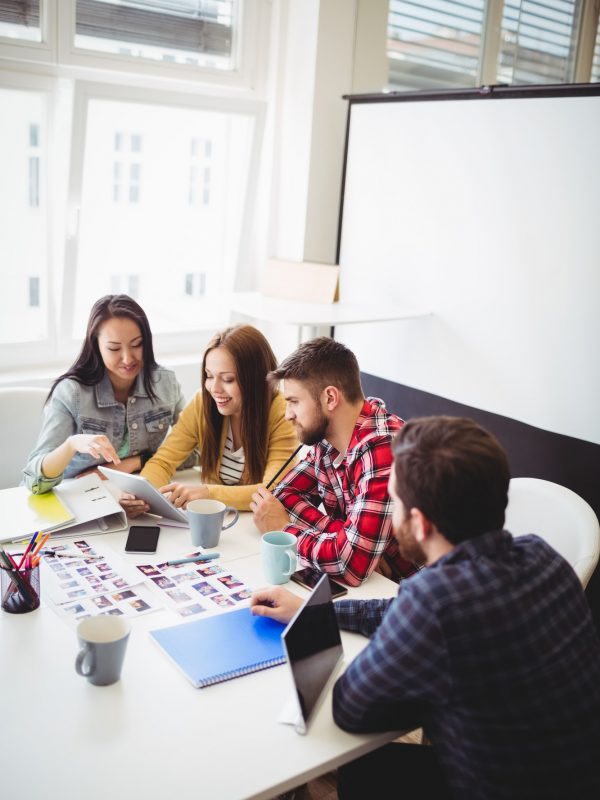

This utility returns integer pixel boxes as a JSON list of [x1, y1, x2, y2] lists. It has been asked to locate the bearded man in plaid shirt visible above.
[[250, 337, 416, 586]]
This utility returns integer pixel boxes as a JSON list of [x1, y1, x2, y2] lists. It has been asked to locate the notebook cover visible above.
[[150, 608, 287, 688]]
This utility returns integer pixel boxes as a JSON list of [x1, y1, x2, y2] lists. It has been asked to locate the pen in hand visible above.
[[265, 445, 303, 490]]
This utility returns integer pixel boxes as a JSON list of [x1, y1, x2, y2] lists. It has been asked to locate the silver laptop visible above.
[[279, 573, 344, 734]]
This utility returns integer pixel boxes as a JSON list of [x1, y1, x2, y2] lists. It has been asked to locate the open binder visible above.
[[0, 474, 127, 544]]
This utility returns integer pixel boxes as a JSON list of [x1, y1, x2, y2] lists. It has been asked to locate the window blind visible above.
[[0, 0, 40, 28], [498, 0, 582, 84], [591, 15, 600, 82], [75, 0, 233, 57], [387, 0, 485, 88]]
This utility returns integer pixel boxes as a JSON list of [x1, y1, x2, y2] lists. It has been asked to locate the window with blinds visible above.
[[498, 0, 582, 84], [75, 0, 237, 69], [592, 14, 600, 82], [387, 0, 485, 89], [0, 0, 41, 42], [387, 0, 593, 89]]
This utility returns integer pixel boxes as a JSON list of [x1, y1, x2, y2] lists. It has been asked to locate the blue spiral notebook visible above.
[[150, 608, 287, 688]]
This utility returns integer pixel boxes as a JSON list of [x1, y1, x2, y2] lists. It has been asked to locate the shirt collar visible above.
[[432, 529, 513, 569], [95, 371, 147, 407], [323, 399, 373, 464]]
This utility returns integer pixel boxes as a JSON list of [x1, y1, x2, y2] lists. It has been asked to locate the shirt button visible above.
[[130, 397, 136, 404], [132, 422, 138, 430], [158, 423, 164, 429]]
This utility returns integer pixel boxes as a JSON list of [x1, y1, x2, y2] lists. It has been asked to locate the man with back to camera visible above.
[[250, 416, 600, 799], [250, 337, 417, 586]]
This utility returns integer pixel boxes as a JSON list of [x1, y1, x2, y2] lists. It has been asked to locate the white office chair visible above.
[[0, 386, 49, 489], [505, 477, 600, 588]]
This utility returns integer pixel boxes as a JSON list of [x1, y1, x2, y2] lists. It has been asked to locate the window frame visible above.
[[0, 69, 61, 369], [0, 2, 262, 90]]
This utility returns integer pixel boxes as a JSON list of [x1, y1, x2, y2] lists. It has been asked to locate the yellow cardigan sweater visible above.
[[140, 391, 298, 511]]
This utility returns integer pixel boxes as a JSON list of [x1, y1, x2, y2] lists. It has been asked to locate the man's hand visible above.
[[250, 586, 303, 624], [250, 486, 290, 533], [160, 482, 209, 509]]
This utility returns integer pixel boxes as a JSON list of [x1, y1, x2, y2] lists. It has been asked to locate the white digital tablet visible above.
[[98, 466, 189, 525]]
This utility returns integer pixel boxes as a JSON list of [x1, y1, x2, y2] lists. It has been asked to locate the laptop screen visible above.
[[282, 574, 344, 732]]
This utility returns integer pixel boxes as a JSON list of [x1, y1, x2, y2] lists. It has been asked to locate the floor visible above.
[[269, 730, 423, 800]]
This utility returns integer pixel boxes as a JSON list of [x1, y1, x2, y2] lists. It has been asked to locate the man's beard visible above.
[[295, 409, 329, 446], [395, 519, 426, 565]]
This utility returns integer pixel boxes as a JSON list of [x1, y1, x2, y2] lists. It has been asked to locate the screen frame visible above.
[[281, 574, 344, 734]]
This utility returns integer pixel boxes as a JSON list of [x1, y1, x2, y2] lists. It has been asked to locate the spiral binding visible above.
[[198, 655, 286, 688]]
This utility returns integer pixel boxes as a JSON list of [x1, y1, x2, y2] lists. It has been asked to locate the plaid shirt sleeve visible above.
[[275, 435, 397, 587], [332, 587, 450, 733]]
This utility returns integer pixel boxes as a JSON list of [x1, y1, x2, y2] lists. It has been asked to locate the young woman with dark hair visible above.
[[122, 324, 299, 514], [23, 294, 187, 494]]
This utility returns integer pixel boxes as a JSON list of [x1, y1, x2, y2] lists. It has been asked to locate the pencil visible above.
[[265, 445, 303, 490]]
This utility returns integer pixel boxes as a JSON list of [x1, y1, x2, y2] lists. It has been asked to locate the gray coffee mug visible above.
[[75, 616, 131, 686], [186, 499, 239, 548], [261, 531, 298, 585]]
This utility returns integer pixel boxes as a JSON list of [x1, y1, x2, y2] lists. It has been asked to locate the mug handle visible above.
[[222, 507, 240, 530], [283, 548, 298, 577], [75, 643, 95, 678]]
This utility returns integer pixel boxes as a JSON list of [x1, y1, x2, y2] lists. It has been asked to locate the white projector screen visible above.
[[337, 85, 600, 445]]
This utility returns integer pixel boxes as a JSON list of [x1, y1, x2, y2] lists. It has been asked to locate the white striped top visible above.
[[218, 423, 245, 486]]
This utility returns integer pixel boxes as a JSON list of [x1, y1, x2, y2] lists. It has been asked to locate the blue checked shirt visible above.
[[333, 530, 600, 799]]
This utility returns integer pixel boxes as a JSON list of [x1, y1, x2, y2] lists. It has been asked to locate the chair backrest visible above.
[[0, 386, 49, 490], [505, 477, 600, 588]]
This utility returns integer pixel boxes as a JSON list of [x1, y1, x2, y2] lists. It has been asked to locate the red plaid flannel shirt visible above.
[[274, 398, 417, 586]]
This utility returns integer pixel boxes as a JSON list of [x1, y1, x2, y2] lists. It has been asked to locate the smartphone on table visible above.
[[124, 525, 160, 554], [290, 566, 348, 599]]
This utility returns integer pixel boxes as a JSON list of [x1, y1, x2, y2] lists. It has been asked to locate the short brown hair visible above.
[[268, 337, 364, 403], [392, 416, 510, 544], [201, 325, 277, 483]]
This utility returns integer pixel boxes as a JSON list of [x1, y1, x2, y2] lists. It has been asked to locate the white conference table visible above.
[[0, 504, 402, 800], [228, 291, 431, 344]]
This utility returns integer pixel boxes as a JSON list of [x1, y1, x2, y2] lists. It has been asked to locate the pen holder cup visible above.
[[0, 563, 41, 614]]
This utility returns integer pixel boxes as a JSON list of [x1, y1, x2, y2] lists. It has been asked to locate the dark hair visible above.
[[200, 325, 278, 484], [392, 416, 510, 544], [48, 294, 159, 401], [267, 337, 363, 403]]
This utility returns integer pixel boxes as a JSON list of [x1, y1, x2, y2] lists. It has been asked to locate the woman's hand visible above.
[[119, 491, 150, 518], [107, 455, 142, 474], [160, 483, 209, 509], [69, 434, 121, 465]]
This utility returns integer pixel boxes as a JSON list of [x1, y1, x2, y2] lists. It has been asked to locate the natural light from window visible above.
[[72, 98, 254, 338], [0, 88, 48, 344]]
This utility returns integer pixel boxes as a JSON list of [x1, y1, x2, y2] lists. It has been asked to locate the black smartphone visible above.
[[290, 566, 348, 598], [125, 525, 160, 554]]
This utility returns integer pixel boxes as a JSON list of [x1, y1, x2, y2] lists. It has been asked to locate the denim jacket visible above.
[[23, 367, 187, 494]]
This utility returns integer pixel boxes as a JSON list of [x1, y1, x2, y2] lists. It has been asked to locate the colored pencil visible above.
[[16, 531, 39, 571]]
